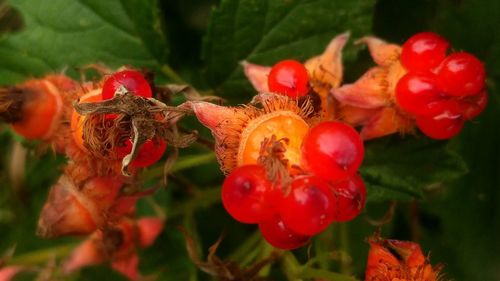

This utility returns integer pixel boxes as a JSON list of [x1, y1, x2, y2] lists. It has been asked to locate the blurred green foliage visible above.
[[0, 0, 499, 280]]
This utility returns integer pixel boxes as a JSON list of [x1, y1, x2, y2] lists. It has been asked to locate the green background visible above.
[[0, 0, 499, 280]]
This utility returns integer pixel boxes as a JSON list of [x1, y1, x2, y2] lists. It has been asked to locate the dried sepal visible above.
[[333, 35, 411, 138], [63, 237, 104, 273], [242, 33, 349, 120], [0, 87, 25, 123], [356, 36, 402, 67], [366, 234, 446, 281], [64, 217, 163, 281], [137, 217, 165, 248], [74, 91, 194, 176], [37, 172, 124, 238], [0, 266, 24, 281], [360, 107, 415, 140], [191, 94, 315, 174], [305, 32, 350, 90], [305, 32, 350, 119], [181, 228, 278, 281], [332, 67, 390, 109], [241, 61, 272, 93]]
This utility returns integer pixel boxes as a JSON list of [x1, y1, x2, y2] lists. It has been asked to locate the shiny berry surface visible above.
[[279, 176, 335, 236], [401, 32, 449, 72], [416, 115, 464, 140], [330, 174, 366, 222], [460, 90, 488, 120], [436, 52, 486, 97], [116, 138, 167, 168], [302, 121, 364, 181], [259, 215, 310, 250], [268, 60, 309, 98], [221, 165, 278, 224], [395, 73, 443, 116], [102, 70, 152, 100]]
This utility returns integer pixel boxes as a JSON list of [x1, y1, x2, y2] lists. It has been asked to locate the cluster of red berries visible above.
[[222, 61, 366, 249], [396, 32, 487, 139], [72, 70, 166, 168], [221, 121, 366, 250]]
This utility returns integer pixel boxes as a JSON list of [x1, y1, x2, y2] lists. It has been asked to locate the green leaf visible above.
[[361, 136, 468, 202], [203, 0, 375, 100], [0, 0, 168, 84]]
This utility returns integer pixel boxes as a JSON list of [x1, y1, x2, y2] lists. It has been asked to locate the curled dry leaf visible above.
[[74, 91, 195, 176]]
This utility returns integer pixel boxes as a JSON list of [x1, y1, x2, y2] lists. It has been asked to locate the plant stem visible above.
[[7, 243, 77, 266], [142, 152, 216, 180], [281, 251, 301, 281], [228, 230, 261, 262], [339, 223, 351, 275], [257, 241, 274, 277]]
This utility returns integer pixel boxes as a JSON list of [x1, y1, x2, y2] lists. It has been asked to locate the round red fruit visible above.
[[395, 73, 444, 116], [268, 60, 309, 98], [436, 52, 486, 97], [460, 90, 488, 120], [424, 99, 462, 118], [221, 165, 278, 224], [279, 176, 335, 236], [401, 32, 450, 72], [330, 174, 366, 222], [416, 115, 464, 140], [302, 121, 364, 181], [116, 138, 167, 168], [259, 215, 310, 250], [102, 70, 152, 100]]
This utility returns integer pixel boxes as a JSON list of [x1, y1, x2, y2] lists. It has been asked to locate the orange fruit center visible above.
[[238, 110, 309, 169]]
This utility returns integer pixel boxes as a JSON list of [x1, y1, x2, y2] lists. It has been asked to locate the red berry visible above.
[[424, 99, 462, 118], [279, 176, 335, 236], [102, 70, 152, 100], [268, 60, 309, 98], [395, 73, 444, 116], [460, 90, 488, 120], [416, 115, 464, 139], [330, 174, 366, 222], [221, 165, 278, 224], [436, 52, 486, 97], [302, 121, 364, 181], [116, 138, 167, 168], [401, 32, 450, 72], [259, 215, 310, 250]]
